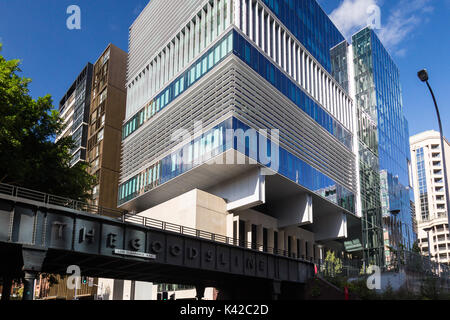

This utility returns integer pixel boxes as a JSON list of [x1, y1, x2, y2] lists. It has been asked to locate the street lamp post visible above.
[[418, 69, 450, 238]]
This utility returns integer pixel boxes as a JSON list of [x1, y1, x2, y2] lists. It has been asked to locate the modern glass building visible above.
[[119, 1, 365, 299], [332, 27, 415, 267]]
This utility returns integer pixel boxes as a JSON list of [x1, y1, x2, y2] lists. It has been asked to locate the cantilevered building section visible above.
[[410, 131, 450, 264], [56, 63, 93, 167], [119, 0, 363, 281]]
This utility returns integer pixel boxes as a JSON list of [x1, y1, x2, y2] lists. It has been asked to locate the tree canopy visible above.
[[0, 43, 95, 201]]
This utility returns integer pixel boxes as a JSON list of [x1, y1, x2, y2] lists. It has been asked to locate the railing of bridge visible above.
[[123, 213, 315, 263], [0, 183, 316, 264], [0, 183, 124, 218]]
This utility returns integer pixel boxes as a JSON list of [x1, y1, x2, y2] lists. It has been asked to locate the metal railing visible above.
[[316, 250, 450, 280], [0, 183, 315, 263], [124, 213, 316, 263], [0, 183, 125, 218]]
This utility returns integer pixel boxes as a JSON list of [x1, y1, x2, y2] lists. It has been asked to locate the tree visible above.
[[0, 43, 95, 201], [324, 250, 343, 277]]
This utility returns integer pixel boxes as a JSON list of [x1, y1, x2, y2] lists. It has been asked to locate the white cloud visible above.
[[329, 0, 379, 38], [329, 0, 434, 55], [378, 0, 433, 49]]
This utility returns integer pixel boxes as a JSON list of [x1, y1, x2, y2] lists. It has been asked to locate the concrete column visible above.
[[245, 221, 252, 249], [21, 247, 46, 301], [22, 271, 37, 301], [317, 245, 325, 262], [299, 239, 305, 259], [257, 225, 263, 251], [278, 230, 285, 255], [314, 245, 320, 263], [271, 281, 281, 301], [196, 284, 205, 300]]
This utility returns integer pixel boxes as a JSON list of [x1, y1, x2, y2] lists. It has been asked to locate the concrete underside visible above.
[[120, 149, 362, 249]]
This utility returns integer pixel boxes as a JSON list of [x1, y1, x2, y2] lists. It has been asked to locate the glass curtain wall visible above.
[[352, 28, 384, 268]]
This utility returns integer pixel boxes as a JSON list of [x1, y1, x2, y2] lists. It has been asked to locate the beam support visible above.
[[21, 246, 47, 301]]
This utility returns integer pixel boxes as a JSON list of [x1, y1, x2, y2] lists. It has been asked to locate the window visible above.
[[122, 31, 233, 140], [92, 185, 99, 198], [97, 129, 104, 142], [102, 50, 110, 65], [100, 89, 107, 104], [92, 158, 99, 171]]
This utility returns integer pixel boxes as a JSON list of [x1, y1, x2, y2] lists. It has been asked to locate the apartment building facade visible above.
[[87, 44, 127, 212], [36, 45, 128, 300], [56, 64, 93, 167], [410, 131, 450, 264]]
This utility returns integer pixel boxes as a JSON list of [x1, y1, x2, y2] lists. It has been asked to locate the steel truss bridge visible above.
[[0, 183, 314, 300]]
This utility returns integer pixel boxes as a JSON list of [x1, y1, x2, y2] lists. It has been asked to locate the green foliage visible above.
[[324, 250, 343, 277], [310, 279, 322, 298], [412, 241, 421, 254], [0, 44, 95, 201], [10, 286, 23, 300], [420, 277, 440, 300], [382, 281, 395, 300], [346, 279, 380, 300]]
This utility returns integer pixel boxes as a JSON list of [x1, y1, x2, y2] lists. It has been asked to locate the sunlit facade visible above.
[[331, 27, 415, 267], [56, 63, 93, 167], [410, 131, 450, 264]]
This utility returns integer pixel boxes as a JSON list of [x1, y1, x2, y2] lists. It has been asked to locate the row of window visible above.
[[258, 0, 344, 73], [235, 0, 353, 133], [416, 148, 430, 222], [120, 162, 161, 204], [122, 31, 234, 140], [118, 117, 355, 213], [126, 0, 232, 119], [233, 31, 353, 150]]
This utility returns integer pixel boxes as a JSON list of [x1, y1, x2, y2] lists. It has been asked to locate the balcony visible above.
[[437, 212, 447, 219], [432, 152, 441, 159]]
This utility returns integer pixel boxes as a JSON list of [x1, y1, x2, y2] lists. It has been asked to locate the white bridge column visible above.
[[314, 212, 348, 242], [273, 194, 313, 228], [208, 168, 265, 211]]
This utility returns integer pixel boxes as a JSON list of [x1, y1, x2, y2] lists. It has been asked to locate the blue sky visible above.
[[0, 0, 449, 139]]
